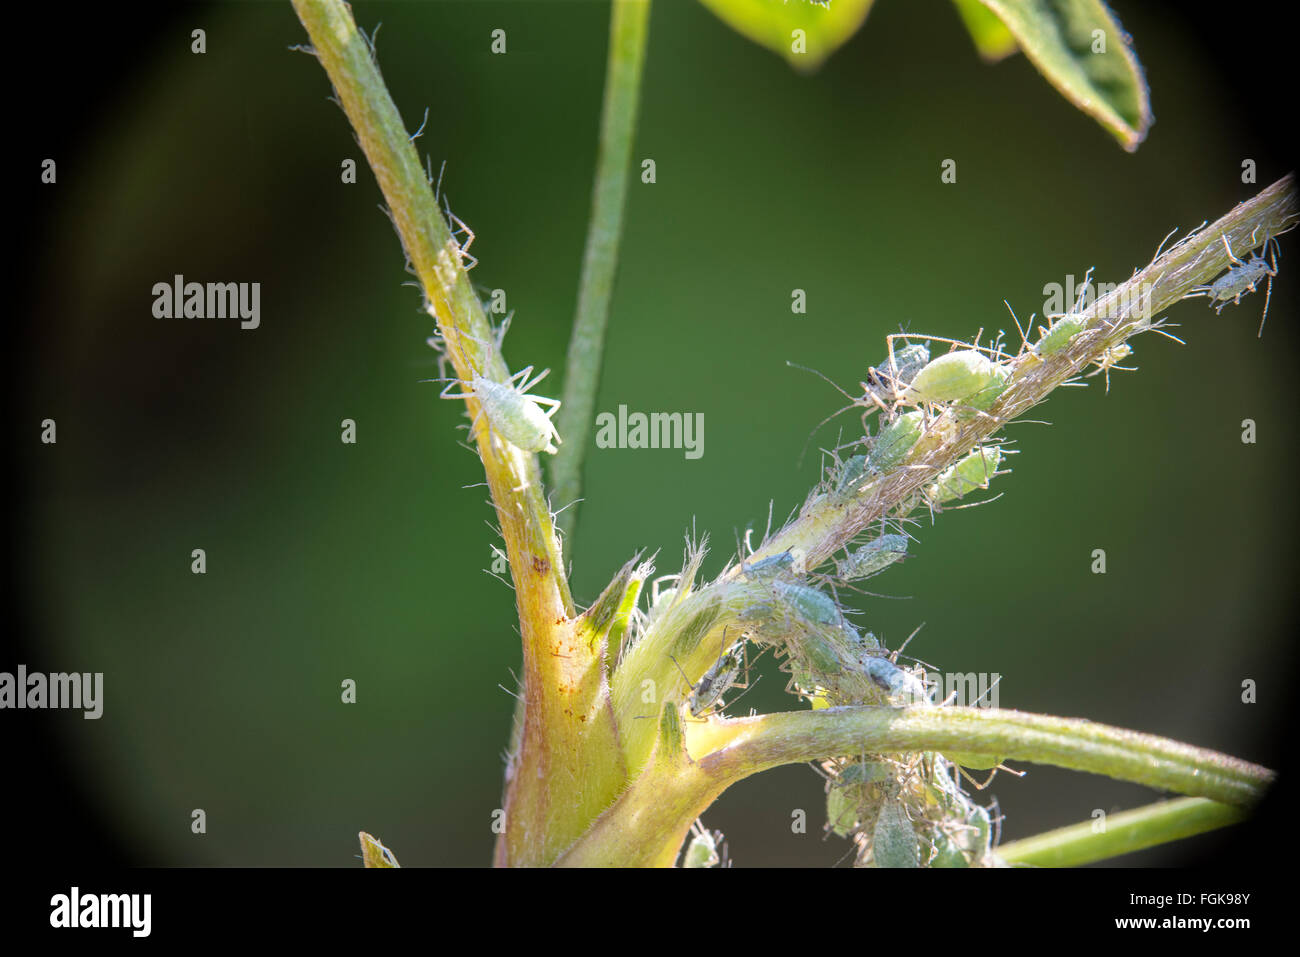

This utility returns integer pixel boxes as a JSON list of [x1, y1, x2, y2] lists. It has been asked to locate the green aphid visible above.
[[826, 787, 859, 838], [926, 447, 1002, 505], [962, 363, 1011, 411], [837, 760, 888, 788], [945, 751, 1004, 771], [956, 803, 993, 862], [776, 582, 841, 626], [929, 830, 972, 868], [682, 820, 722, 868], [903, 350, 1006, 406], [867, 411, 924, 472], [834, 454, 869, 494], [797, 628, 847, 675], [871, 798, 920, 868], [837, 534, 908, 581], [740, 549, 795, 579], [1035, 315, 1086, 355]]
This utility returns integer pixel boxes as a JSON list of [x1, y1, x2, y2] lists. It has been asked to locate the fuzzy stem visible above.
[[558, 705, 1272, 866], [739, 175, 1298, 573], [995, 797, 1246, 867], [291, 0, 629, 868], [553, 0, 652, 546]]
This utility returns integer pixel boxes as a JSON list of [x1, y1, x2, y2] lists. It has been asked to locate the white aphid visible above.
[[441, 364, 562, 454], [1185, 232, 1280, 337]]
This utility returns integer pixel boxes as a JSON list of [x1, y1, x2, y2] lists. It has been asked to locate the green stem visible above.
[[738, 175, 1298, 574], [553, 0, 652, 545], [996, 797, 1246, 867], [292, 0, 622, 869], [559, 705, 1272, 866]]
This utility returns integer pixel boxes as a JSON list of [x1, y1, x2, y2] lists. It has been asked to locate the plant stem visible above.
[[996, 797, 1246, 867], [559, 705, 1272, 866], [553, 0, 652, 546], [739, 174, 1298, 574], [292, 0, 625, 868]]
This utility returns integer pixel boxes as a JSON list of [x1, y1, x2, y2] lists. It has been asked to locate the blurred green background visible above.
[[15, 0, 1295, 866]]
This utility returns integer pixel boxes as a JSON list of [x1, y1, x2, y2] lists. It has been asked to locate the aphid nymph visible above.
[[1185, 232, 1281, 337], [440, 364, 563, 454]]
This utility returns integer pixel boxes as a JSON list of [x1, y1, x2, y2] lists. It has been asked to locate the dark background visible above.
[[8, 0, 1297, 867]]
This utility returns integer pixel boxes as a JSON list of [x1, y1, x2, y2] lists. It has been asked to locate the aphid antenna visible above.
[[885, 330, 1002, 361], [550, 495, 584, 518], [1002, 300, 1033, 351]]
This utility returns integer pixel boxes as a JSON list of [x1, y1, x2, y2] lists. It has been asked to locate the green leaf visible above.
[[972, 0, 1152, 150], [697, 0, 877, 72], [952, 0, 1018, 62], [358, 831, 400, 868]]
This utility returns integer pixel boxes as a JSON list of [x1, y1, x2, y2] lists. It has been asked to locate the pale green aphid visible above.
[[440, 364, 562, 454], [945, 751, 1005, 771], [837, 761, 888, 788], [775, 581, 841, 626], [903, 349, 1005, 406], [682, 819, 721, 868], [837, 533, 907, 581], [740, 549, 795, 579], [862, 655, 929, 704], [1035, 315, 1086, 356], [826, 786, 859, 838], [867, 410, 924, 472], [834, 454, 869, 494], [929, 829, 971, 868], [870, 797, 920, 868], [926, 447, 1002, 505], [795, 628, 847, 675], [962, 363, 1011, 411]]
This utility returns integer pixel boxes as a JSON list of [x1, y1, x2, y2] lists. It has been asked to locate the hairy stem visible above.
[[996, 797, 1246, 867], [740, 174, 1298, 573], [292, 0, 631, 868], [559, 705, 1272, 866], [553, 0, 652, 546]]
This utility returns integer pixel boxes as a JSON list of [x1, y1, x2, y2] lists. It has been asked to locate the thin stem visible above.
[[553, 0, 652, 545], [996, 797, 1246, 867], [738, 175, 1298, 574], [292, 1, 623, 869], [558, 705, 1272, 866]]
